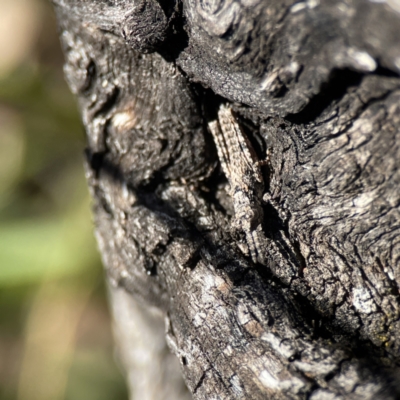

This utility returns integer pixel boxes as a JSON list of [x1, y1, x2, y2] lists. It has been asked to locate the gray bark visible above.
[[52, 0, 400, 398]]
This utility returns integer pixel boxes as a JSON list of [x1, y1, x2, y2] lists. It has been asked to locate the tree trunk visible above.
[[52, 0, 400, 398]]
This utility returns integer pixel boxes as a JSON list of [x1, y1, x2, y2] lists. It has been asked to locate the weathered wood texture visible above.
[[53, 0, 400, 398]]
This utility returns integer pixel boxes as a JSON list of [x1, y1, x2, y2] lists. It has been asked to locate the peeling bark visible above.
[[52, 0, 400, 398]]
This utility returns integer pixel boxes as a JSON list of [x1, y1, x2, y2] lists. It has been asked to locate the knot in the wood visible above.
[[121, 0, 168, 53]]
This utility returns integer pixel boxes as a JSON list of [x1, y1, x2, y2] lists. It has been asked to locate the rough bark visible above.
[[52, 0, 400, 398]]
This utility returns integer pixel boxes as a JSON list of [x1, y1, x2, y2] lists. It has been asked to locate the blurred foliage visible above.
[[0, 0, 128, 399]]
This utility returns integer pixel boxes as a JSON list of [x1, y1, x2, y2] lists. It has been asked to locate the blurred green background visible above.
[[0, 0, 128, 398]]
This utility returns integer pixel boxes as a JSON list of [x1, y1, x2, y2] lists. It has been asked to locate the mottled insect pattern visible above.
[[208, 104, 266, 263]]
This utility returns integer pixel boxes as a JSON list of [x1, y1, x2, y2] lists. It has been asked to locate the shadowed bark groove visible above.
[[53, 0, 400, 398]]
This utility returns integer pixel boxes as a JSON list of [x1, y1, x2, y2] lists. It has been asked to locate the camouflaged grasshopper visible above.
[[208, 104, 266, 264]]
